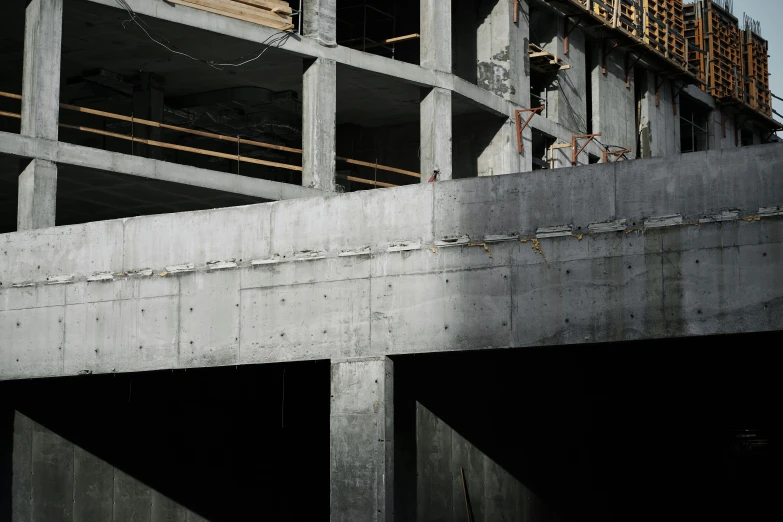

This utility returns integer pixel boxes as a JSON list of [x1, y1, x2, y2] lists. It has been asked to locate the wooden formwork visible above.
[[683, 0, 742, 100], [642, 0, 687, 65], [743, 30, 771, 116], [168, 0, 294, 30], [591, 0, 643, 37]]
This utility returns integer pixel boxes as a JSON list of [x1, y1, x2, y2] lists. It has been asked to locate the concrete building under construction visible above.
[[0, 0, 779, 520]]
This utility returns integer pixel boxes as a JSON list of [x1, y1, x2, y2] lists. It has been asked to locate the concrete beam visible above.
[[2, 145, 783, 380], [421, 0, 451, 73], [302, 58, 336, 191], [22, 0, 63, 141], [17, 159, 57, 231], [330, 357, 393, 522], [0, 131, 322, 201], [303, 0, 336, 47], [420, 88, 452, 181]]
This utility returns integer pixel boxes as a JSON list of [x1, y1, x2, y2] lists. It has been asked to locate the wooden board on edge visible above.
[[232, 0, 293, 15], [170, 0, 292, 30]]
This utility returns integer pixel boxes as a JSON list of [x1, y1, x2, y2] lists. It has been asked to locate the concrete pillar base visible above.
[[421, 88, 452, 182], [17, 159, 57, 231], [330, 357, 394, 522]]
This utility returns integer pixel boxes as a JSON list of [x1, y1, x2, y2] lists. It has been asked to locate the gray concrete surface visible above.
[[421, 88, 453, 181], [302, 58, 337, 191], [21, 0, 63, 142], [16, 159, 57, 230], [0, 131, 323, 202], [303, 0, 336, 47], [1, 144, 782, 380], [421, 0, 451, 73], [331, 357, 393, 522]]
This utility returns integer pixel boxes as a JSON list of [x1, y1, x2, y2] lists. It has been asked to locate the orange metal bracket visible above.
[[516, 106, 545, 153], [602, 40, 620, 76], [571, 132, 602, 166], [513, 0, 518, 24], [625, 51, 644, 89], [602, 148, 631, 163]]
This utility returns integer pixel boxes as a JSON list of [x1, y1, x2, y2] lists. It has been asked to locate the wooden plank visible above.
[[31, 421, 73, 522], [59, 123, 304, 171], [169, 0, 292, 30], [74, 447, 114, 522], [11, 412, 32, 522], [336, 156, 420, 178], [343, 175, 397, 188], [0, 90, 22, 100], [114, 468, 151, 522], [232, 0, 293, 15]]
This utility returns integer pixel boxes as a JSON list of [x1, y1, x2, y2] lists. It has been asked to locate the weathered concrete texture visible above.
[[417, 403, 541, 522], [302, 58, 337, 191], [2, 145, 783, 379], [421, 88, 453, 181], [477, 117, 527, 176], [421, 0, 452, 73], [639, 72, 680, 158], [331, 357, 393, 522], [0, 131, 323, 201], [591, 46, 636, 156], [476, 0, 530, 107], [17, 159, 57, 230], [21, 0, 63, 141], [9, 411, 202, 522], [303, 0, 336, 47]]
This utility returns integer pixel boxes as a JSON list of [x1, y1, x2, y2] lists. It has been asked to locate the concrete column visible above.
[[21, 0, 63, 141], [639, 72, 680, 158], [421, 0, 451, 72], [478, 117, 527, 176], [132, 73, 165, 159], [19, 0, 62, 230], [302, 58, 336, 191], [330, 357, 394, 522], [476, 0, 530, 108], [17, 159, 57, 230], [420, 88, 452, 182], [303, 0, 336, 47]]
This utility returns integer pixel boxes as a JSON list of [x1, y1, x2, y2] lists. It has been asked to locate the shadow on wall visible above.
[[0, 362, 330, 522], [394, 333, 778, 522]]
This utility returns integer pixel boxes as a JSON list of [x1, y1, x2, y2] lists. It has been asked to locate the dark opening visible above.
[[679, 92, 710, 153], [532, 129, 556, 170], [335, 0, 420, 65], [0, 362, 330, 522]]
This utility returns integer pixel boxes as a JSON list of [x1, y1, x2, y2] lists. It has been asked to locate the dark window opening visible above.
[[532, 130, 556, 170], [335, 0, 420, 65], [740, 128, 754, 147], [679, 93, 710, 153]]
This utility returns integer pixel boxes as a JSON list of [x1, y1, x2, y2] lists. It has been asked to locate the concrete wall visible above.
[[591, 47, 636, 156], [1, 144, 782, 380]]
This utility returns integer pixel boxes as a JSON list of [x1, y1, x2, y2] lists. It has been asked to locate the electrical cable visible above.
[[113, 0, 292, 70]]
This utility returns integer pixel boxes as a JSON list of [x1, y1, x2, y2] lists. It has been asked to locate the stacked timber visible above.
[[643, 0, 687, 66], [169, 0, 294, 31], [592, 0, 643, 37], [742, 23, 771, 116], [684, 0, 742, 100]]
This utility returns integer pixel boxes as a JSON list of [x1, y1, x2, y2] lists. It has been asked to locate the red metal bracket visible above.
[[602, 148, 632, 163], [572, 132, 602, 166], [513, 0, 518, 24], [672, 82, 686, 116], [564, 16, 585, 55], [625, 52, 644, 89], [516, 106, 545, 153]]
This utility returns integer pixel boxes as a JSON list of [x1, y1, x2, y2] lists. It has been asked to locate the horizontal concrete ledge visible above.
[[2, 143, 783, 380], [0, 131, 323, 201]]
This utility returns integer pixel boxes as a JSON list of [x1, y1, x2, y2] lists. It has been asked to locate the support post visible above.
[[302, 58, 336, 191], [421, 0, 452, 72], [303, 0, 336, 47], [330, 357, 394, 522], [420, 88, 452, 182], [19, 0, 63, 230], [18, 159, 57, 230]]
